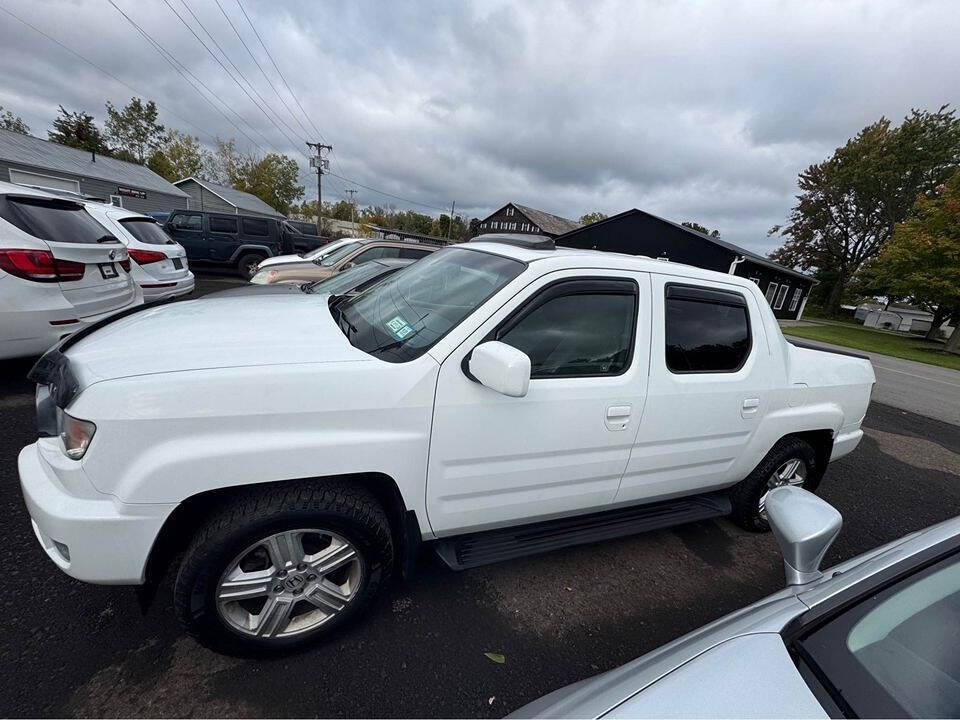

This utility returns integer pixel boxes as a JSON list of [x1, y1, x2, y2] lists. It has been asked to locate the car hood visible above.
[[65, 294, 372, 385], [258, 253, 306, 269]]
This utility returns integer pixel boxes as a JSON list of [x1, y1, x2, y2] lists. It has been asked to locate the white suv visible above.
[[0, 182, 142, 360], [18, 235, 874, 653]]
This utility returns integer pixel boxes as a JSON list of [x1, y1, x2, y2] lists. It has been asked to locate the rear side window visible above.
[[241, 217, 269, 236], [119, 218, 174, 245], [497, 279, 638, 378], [209, 216, 238, 234], [352, 246, 402, 263], [0, 197, 116, 244], [170, 213, 201, 231], [665, 284, 751, 373]]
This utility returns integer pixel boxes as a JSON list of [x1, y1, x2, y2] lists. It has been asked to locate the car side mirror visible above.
[[341, 262, 355, 271], [766, 486, 842, 586], [468, 341, 531, 397]]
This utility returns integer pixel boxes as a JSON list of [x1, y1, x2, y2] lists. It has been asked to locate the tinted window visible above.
[[0, 197, 117, 244], [498, 286, 636, 377], [352, 246, 401, 264], [319, 242, 363, 266], [307, 262, 390, 295], [170, 213, 201, 231], [665, 287, 750, 372], [400, 247, 432, 260], [241, 217, 269, 236], [337, 247, 524, 363], [119, 218, 174, 245], [209, 216, 238, 234], [800, 553, 960, 718]]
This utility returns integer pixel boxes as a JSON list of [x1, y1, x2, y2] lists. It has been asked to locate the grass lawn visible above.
[[782, 323, 960, 371]]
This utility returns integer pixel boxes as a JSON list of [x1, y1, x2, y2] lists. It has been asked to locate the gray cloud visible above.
[[1, 0, 958, 253]]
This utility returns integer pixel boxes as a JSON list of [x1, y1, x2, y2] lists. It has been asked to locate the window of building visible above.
[[774, 284, 790, 310], [665, 285, 751, 373], [109, 195, 123, 207], [506, 207, 515, 217], [170, 213, 201, 231], [533, 226, 539, 233], [765, 282, 778, 304], [497, 279, 637, 378], [750, 277, 761, 285], [481, 222, 487, 228], [241, 217, 269, 236], [510, 222, 517, 230], [789, 288, 803, 312], [209, 216, 238, 234]]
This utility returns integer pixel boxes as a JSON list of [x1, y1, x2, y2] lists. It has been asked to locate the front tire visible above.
[[729, 437, 819, 532], [174, 480, 393, 655], [236, 253, 265, 280]]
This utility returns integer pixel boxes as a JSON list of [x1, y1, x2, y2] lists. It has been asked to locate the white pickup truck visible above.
[[18, 235, 875, 652]]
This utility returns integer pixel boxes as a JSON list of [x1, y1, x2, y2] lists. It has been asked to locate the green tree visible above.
[[0, 106, 29, 134], [233, 153, 304, 215], [105, 97, 165, 164], [48, 105, 109, 154], [681, 221, 720, 237], [579, 212, 608, 225], [147, 130, 209, 182], [203, 138, 243, 186], [871, 171, 960, 352], [770, 106, 960, 314]]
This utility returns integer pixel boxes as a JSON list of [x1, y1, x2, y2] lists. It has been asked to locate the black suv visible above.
[[165, 211, 324, 278]]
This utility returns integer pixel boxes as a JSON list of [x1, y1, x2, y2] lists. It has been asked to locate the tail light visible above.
[[128, 249, 167, 265], [119, 258, 131, 272], [0, 249, 85, 282]]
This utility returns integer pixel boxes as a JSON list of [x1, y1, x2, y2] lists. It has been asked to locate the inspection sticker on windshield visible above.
[[386, 315, 414, 340]]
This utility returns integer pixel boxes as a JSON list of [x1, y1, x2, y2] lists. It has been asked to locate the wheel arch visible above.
[[784, 428, 834, 480]]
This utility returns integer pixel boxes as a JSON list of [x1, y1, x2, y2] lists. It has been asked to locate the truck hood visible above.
[[65, 294, 372, 385]]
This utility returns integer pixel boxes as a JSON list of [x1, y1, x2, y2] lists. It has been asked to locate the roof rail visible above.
[[471, 233, 555, 250]]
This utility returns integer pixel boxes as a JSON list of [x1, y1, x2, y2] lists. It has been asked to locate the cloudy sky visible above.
[[1, 0, 959, 252]]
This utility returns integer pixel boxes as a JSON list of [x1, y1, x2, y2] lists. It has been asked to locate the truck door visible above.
[[206, 214, 239, 261], [614, 274, 773, 505], [426, 270, 651, 536], [165, 211, 205, 260]]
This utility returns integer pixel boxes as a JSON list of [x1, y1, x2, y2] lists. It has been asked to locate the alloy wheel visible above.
[[757, 458, 807, 520]]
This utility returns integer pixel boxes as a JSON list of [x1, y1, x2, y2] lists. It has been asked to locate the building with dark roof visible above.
[[477, 202, 581, 238], [174, 177, 285, 219], [556, 208, 815, 320], [0, 127, 190, 213]]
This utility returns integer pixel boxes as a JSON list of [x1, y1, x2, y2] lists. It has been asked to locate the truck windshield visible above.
[[334, 247, 525, 363]]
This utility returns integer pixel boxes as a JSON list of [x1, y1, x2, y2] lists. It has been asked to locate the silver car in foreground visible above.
[[513, 486, 960, 719]]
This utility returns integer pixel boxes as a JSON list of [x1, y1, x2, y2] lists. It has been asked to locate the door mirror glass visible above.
[[469, 341, 531, 397], [766, 486, 842, 586]]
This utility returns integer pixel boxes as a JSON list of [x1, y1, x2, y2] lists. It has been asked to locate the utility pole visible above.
[[306, 142, 332, 234], [346, 188, 358, 229], [446, 200, 456, 242]]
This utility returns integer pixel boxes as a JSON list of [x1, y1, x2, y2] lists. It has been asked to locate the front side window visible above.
[[0, 197, 117, 244], [665, 285, 751, 373], [799, 552, 960, 718], [351, 246, 401, 264], [497, 281, 637, 377], [119, 218, 174, 245], [336, 247, 525, 363], [209, 216, 238, 234], [241, 217, 269, 236], [170, 213, 201, 231]]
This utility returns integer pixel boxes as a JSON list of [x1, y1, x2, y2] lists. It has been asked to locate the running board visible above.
[[434, 492, 731, 571]]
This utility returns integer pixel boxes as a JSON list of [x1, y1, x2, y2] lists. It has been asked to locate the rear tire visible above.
[[236, 253, 265, 280], [173, 480, 393, 655], [729, 437, 819, 532]]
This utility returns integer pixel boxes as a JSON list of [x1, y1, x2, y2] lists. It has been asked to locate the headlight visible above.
[[57, 409, 96, 460], [250, 270, 273, 285]]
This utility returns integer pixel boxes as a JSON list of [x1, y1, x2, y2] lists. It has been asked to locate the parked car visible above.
[[19, 234, 874, 652], [163, 210, 322, 279], [143, 211, 170, 224], [512, 485, 960, 719], [75, 202, 194, 302], [205, 258, 414, 299], [255, 236, 358, 272], [249, 237, 439, 285], [0, 182, 142, 360], [284, 219, 320, 236]]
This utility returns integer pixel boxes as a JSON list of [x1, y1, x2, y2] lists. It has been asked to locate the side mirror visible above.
[[341, 262, 355, 271], [766, 486, 842, 586], [468, 341, 531, 397]]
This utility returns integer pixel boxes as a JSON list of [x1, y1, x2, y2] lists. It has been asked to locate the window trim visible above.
[[789, 287, 803, 312], [664, 282, 753, 375], [774, 284, 790, 310], [765, 281, 778, 304], [484, 276, 640, 380]]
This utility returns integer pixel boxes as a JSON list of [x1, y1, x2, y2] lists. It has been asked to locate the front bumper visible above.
[[18, 441, 175, 584]]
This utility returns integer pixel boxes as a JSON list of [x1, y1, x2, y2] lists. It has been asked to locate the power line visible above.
[[0, 2, 221, 146], [325, 171, 450, 213]]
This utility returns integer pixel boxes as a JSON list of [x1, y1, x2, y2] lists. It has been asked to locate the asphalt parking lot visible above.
[[2, 274, 959, 718]]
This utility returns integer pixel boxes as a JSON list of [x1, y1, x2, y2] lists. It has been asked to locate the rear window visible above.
[[0, 197, 118, 244], [241, 217, 270, 236], [665, 285, 751, 372], [210, 216, 238, 234], [119, 218, 174, 245]]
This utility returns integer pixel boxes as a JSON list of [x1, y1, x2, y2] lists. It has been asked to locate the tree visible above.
[[468, 217, 481, 237], [770, 106, 960, 313], [233, 153, 304, 215], [204, 138, 243, 185], [871, 171, 960, 352], [0, 106, 29, 134], [48, 105, 109, 154], [147, 130, 209, 182], [579, 212, 608, 225], [681, 221, 720, 237], [105, 97, 165, 164]]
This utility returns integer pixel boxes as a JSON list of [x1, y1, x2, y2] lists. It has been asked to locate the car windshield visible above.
[[334, 247, 525, 363], [298, 239, 351, 260], [305, 262, 389, 295], [318, 242, 362, 266], [119, 218, 174, 245], [1, 197, 119, 244]]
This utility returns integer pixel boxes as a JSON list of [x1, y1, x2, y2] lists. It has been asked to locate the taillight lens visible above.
[[128, 249, 167, 265], [119, 258, 131, 272], [0, 249, 85, 282]]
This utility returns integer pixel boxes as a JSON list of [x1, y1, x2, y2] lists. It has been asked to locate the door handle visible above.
[[606, 405, 632, 419], [741, 397, 760, 418]]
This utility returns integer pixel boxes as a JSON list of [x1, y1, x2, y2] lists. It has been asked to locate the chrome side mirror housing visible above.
[[468, 341, 531, 397], [765, 486, 842, 586]]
